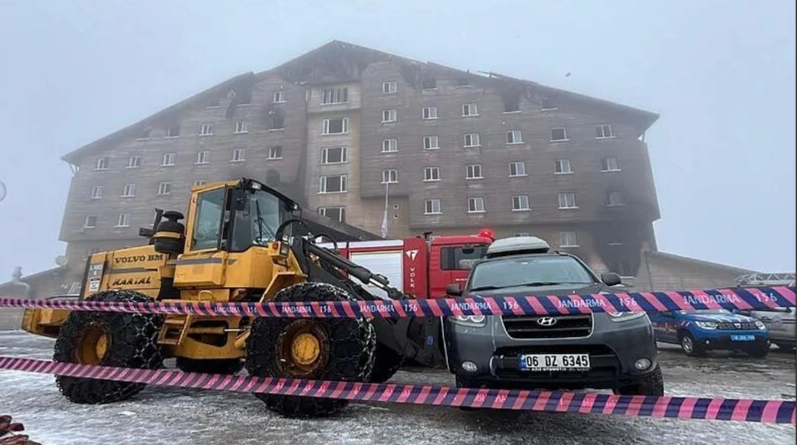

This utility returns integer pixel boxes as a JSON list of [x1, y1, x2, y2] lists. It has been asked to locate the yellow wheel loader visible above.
[[21, 178, 444, 418]]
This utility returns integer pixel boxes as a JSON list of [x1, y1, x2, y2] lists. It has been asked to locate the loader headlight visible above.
[[755, 320, 766, 330], [695, 321, 718, 330], [606, 311, 646, 322], [450, 315, 487, 327]]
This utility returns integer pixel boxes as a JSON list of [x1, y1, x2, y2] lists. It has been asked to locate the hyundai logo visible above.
[[734, 323, 741, 329], [536, 316, 558, 327]]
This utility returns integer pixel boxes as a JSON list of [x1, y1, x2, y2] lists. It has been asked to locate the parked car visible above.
[[444, 236, 663, 396], [649, 309, 770, 357], [736, 308, 795, 351]]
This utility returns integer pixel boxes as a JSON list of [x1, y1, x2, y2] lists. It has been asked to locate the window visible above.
[[321, 146, 348, 164], [161, 153, 175, 166], [467, 197, 485, 213], [83, 215, 97, 228], [463, 133, 481, 147], [234, 121, 249, 133], [319, 207, 346, 222], [512, 195, 530, 211], [596, 124, 613, 139], [504, 96, 520, 112], [422, 77, 437, 90], [515, 233, 530, 237], [462, 103, 478, 116], [466, 164, 483, 179], [115, 213, 131, 228], [456, 77, 471, 87], [268, 146, 283, 160], [166, 125, 180, 138], [321, 87, 348, 104], [422, 106, 438, 120], [423, 136, 439, 150], [322, 118, 349, 134], [200, 124, 213, 136], [506, 130, 523, 144], [157, 182, 172, 195], [382, 109, 397, 123], [231, 149, 245, 162], [424, 199, 441, 215], [137, 127, 151, 140], [560, 231, 578, 248], [319, 175, 348, 193], [196, 151, 210, 164], [121, 183, 136, 197], [193, 180, 207, 187], [509, 162, 526, 177], [555, 159, 572, 174], [541, 97, 557, 110], [601, 157, 620, 172], [382, 81, 397, 94], [192, 188, 224, 250], [440, 245, 489, 270], [424, 167, 440, 182], [606, 191, 625, 207], [95, 157, 108, 170], [269, 110, 285, 130], [550, 127, 568, 141], [558, 192, 578, 209], [127, 156, 141, 168], [382, 138, 398, 153], [90, 185, 103, 199], [381, 169, 398, 184], [273, 90, 285, 103]]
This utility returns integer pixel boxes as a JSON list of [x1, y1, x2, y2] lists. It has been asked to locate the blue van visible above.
[[649, 309, 770, 357]]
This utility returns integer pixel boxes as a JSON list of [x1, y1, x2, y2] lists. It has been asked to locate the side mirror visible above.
[[445, 283, 463, 296], [601, 272, 622, 287]]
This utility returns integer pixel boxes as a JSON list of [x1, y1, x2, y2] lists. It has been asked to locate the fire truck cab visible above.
[[319, 230, 494, 299]]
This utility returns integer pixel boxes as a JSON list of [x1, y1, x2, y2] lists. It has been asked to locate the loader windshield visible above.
[[230, 189, 285, 251]]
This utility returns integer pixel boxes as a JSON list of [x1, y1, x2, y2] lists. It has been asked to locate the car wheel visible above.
[[613, 365, 664, 396], [774, 342, 796, 352], [679, 332, 705, 357]]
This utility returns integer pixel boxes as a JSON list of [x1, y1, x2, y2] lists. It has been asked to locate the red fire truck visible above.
[[319, 230, 495, 299]]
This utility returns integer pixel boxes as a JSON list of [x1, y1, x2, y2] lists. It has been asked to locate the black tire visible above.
[[614, 365, 664, 396], [175, 357, 244, 374], [54, 290, 164, 404], [679, 332, 706, 357], [369, 343, 405, 383], [245, 282, 376, 418]]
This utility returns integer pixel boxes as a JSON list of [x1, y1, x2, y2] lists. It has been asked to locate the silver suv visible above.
[[444, 236, 663, 395]]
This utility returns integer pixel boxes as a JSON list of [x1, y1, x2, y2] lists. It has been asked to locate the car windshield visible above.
[[468, 256, 595, 291], [677, 309, 732, 315], [230, 189, 284, 251]]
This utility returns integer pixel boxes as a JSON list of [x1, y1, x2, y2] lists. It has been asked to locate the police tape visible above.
[[0, 356, 793, 424], [0, 286, 794, 318]]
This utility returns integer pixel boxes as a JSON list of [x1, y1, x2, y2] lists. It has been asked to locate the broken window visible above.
[[541, 96, 557, 110], [269, 110, 285, 130], [456, 77, 471, 87], [504, 96, 520, 112], [422, 77, 437, 89]]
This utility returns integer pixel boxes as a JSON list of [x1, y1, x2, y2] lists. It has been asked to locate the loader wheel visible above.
[[53, 290, 164, 404], [175, 358, 244, 375], [369, 343, 405, 383], [245, 282, 376, 418]]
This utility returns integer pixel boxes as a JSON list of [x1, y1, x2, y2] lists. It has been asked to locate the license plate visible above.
[[731, 335, 755, 341], [518, 354, 590, 371]]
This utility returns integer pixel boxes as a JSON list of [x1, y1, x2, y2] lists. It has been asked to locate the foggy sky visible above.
[[0, 0, 794, 280]]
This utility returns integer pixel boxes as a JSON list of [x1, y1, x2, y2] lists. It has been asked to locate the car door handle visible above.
[[760, 317, 772, 322]]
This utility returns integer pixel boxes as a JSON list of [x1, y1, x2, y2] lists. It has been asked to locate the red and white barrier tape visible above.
[[0, 286, 793, 318], [0, 356, 793, 424]]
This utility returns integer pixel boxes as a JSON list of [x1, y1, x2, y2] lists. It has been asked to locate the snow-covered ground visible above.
[[1, 331, 794, 445]]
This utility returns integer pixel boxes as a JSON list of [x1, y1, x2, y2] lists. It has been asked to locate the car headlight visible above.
[[606, 311, 647, 322], [450, 314, 487, 327], [695, 321, 718, 330], [755, 320, 766, 330]]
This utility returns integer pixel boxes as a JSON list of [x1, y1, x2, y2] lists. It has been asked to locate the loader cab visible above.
[[175, 178, 299, 294]]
